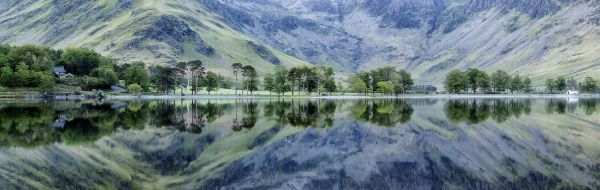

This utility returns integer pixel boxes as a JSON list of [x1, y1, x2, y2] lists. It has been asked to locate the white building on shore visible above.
[[567, 90, 579, 95]]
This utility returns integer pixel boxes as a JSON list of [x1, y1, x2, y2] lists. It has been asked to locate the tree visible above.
[[8, 45, 54, 71], [153, 66, 177, 94], [263, 73, 274, 95], [323, 67, 336, 94], [490, 70, 510, 93], [509, 74, 522, 93], [176, 62, 190, 95], [555, 76, 567, 93], [476, 71, 490, 93], [60, 48, 102, 75], [398, 70, 414, 93], [15, 63, 33, 87], [391, 72, 405, 95], [545, 78, 556, 93], [273, 66, 289, 96], [242, 65, 258, 95], [189, 60, 205, 95], [217, 74, 231, 89], [128, 83, 142, 95], [348, 75, 368, 94], [38, 73, 55, 93], [445, 70, 468, 94], [123, 65, 149, 90], [392, 80, 404, 96], [466, 68, 481, 93], [0, 54, 9, 68], [287, 67, 301, 95], [244, 78, 259, 95], [205, 71, 220, 95], [231, 63, 243, 95], [312, 66, 336, 95], [581, 77, 598, 93], [93, 66, 118, 89], [377, 81, 394, 95], [0, 66, 14, 87], [522, 77, 533, 93]]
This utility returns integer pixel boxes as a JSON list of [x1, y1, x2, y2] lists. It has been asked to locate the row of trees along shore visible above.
[[545, 76, 600, 94], [256, 64, 337, 96], [444, 69, 532, 94], [0, 45, 118, 93], [2, 44, 600, 96], [445, 68, 600, 94], [0, 44, 343, 96], [346, 67, 414, 96]]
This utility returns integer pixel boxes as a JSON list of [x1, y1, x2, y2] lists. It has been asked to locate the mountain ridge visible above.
[[0, 0, 599, 86]]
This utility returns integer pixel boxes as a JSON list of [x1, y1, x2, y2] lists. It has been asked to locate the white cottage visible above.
[[567, 90, 579, 95]]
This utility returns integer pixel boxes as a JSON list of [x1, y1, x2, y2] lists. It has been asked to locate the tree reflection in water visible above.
[[152, 100, 230, 133], [579, 99, 600, 115], [233, 99, 259, 131], [545, 99, 580, 114], [445, 99, 532, 124], [1, 98, 600, 189], [263, 99, 291, 126], [285, 99, 337, 128], [242, 100, 258, 129], [349, 99, 414, 127], [0, 102, 130, 147], [1, 98, 599, 148]]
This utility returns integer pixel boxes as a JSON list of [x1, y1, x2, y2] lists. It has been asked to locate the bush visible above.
[[38, 73, 55, 92], [0, 66, 14, 87], [123, 65, 149, 89], [91, 66, 118, 89], [128, 83, 142, 95], [60, 48, 101, 75]]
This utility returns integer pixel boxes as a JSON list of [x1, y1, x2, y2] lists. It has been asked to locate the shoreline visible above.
[[106, 94, 600, 100], [2, 94, 599, 101]]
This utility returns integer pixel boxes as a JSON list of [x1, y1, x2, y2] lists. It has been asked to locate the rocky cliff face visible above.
[[0, 0, 599, 84], [197, 0, 599, 85]]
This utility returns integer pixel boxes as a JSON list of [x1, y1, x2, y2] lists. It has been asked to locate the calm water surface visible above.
[[0, 98, 599, 189]]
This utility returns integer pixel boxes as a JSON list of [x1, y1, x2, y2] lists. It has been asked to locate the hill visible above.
[[1, 0, 599, 85]]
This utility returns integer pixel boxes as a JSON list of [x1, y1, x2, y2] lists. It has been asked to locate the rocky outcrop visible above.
[[248, 41, 280, 64], [468, 0, 561, 19], [199, 0, 255, 29], [131, 15, 214, 56]]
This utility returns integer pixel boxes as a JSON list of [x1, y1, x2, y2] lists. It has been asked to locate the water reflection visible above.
[[2, 98, 600, 148], [349, 99, 414, 127], [444, 99, 532, 124], [1, 98, 600, 189], [580, 99, 600, 115], [232, 100, 259, 131], [0, 102, 127, 147]]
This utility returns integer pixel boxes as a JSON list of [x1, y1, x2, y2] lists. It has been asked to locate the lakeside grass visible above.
[[3, 86, 600, 100], [109, 94, 600, 100]]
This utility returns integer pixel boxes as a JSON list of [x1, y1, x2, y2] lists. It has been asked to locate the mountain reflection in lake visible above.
[[0, 98, 599, 189]]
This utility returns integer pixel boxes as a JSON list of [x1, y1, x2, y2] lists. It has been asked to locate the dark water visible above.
[[0, 98, 599, 189]]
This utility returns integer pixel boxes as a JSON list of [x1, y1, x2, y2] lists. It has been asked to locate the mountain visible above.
[[0, 0, 311, 75], [1, 0, 599, 85]]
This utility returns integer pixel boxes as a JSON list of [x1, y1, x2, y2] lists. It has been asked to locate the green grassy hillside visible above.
[[0, 0, 310, 76], [1, 0, 599, 86]]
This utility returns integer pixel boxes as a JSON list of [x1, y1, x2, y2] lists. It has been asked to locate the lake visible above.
[[0, 98, 599, 189]]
